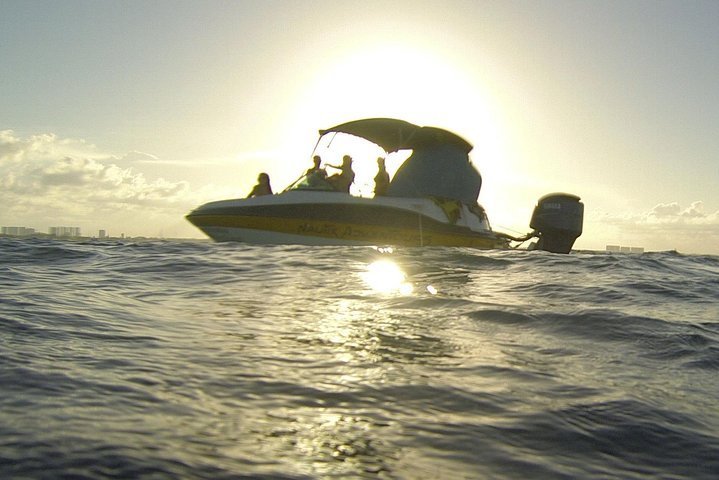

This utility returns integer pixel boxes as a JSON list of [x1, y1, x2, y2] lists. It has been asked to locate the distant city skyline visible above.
[[1, 226, 36, 236], [1, 225, 109, 238]]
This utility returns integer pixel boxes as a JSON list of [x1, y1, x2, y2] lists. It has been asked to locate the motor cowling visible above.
[[530, 193, 584, 254]]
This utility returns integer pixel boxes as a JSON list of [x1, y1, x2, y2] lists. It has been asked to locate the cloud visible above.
[[112, 149, 280, 167], [597, 200, 719, 253], [646, 201, 718, 224], [602, 201, 719, 230], [117, 150, 160, 164], [0, 130, 190, 206], [0, 130, 216, 235], [648, 202, 682, 218]]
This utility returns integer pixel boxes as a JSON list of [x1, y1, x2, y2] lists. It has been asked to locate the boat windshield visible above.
[[284, 172, 336, 192]]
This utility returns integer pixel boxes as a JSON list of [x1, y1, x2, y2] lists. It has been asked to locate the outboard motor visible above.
[[530, 193, 584, 254]]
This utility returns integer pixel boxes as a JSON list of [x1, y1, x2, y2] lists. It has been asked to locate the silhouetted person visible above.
[[373, 157, 390, 196], [327, 155, 355, 193], [304, 155, 327, 188], [305, 155, 325, 177], [247, 172, 273, 197]]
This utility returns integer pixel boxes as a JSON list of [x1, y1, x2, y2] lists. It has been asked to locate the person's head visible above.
[[342, 155, 352, 166], [377, 157, 385, 168], [312, 155, 321, 167], [258, 172, 270, 184]]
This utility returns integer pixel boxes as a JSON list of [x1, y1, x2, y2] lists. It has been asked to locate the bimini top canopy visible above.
[[320, 118, 481, 204], [319, 118, 473, 154]]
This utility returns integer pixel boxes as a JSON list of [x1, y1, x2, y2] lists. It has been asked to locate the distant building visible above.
[[606, 245, 644, 254], [98, 229, 107, 239], [1, 226, 36, 236], [49, 226, 81, 237]]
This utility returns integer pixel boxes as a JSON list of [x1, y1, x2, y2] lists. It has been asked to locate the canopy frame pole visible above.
[[282, 132, 333, 193]]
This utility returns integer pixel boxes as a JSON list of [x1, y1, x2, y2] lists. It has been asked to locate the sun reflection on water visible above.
[[361, 259, 413, 295]]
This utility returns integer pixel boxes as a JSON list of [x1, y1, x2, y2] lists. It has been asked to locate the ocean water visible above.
[[1, 236, 718, 479]]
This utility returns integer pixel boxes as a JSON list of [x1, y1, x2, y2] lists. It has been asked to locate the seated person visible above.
[[305, 155, 327, 187], [305, 155, 326, 177], [247, 172, 273, 197], [327, 155, 355, 193], [373, 157, 390, 196]]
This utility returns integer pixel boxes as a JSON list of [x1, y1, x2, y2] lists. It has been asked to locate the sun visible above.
[[281, 43, 508, 189], [296, 43, 498, 128]]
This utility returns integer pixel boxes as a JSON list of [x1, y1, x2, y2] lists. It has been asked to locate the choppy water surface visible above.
[[1, 237, 718, 479]]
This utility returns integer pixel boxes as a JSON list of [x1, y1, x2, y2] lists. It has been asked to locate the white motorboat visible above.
[[186, 118, 583, 253]]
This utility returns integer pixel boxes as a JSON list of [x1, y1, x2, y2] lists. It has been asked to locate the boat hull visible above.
[[186, 192, 507, 249]]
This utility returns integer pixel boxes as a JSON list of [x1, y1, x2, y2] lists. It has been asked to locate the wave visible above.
[[2, 236, 719, 478]]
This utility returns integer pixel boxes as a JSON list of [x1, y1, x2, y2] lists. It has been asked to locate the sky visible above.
[[1, 0, 718, 254]]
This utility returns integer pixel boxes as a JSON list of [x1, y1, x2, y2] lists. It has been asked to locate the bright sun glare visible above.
[[285, 43, 509, 202], [361, 260, 413, 295]]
